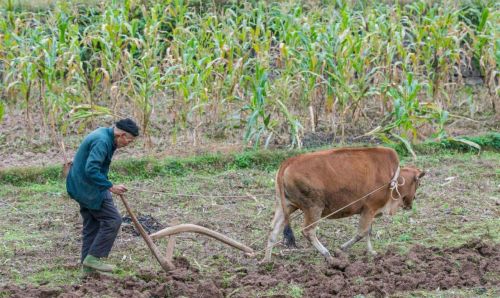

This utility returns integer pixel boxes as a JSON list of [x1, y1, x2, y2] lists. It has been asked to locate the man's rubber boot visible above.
[[82, 255, 116, 272], [81, 266, 113, 277]]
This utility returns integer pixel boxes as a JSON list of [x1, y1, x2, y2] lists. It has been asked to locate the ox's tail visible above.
[[276, 163, 296, 248]]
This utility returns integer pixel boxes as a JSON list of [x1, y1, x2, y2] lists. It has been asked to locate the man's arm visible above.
[[85, 141, 113, 190], [85, 141, 128, 195]]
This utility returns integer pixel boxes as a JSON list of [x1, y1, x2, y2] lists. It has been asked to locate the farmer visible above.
[[66, 118, 139, 276]]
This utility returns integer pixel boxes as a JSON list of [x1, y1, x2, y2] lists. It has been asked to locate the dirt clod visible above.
[[121, 215, 164, 236]]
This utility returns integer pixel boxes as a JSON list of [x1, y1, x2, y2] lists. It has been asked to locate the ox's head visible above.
[[399, 167, 425, 210]]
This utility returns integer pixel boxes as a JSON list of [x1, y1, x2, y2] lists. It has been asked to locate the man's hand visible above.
[[109, 184, 128, 195]]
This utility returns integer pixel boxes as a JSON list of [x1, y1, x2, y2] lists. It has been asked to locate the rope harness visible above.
[[390, 166, 405, 200], [128, 166, 404, 256], [128, 187, 272, 199]]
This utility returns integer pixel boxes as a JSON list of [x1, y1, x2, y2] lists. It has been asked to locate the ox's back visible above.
[[280, 147, 399, 217]]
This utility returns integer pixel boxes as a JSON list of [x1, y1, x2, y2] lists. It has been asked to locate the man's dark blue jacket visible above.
[[66, 127, 116, 210]]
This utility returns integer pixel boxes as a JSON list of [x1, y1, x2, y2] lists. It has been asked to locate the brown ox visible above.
[[263, 147, 424, 263]]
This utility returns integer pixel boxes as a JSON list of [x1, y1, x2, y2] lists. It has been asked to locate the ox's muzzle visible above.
[[402, 196, 414, 210]]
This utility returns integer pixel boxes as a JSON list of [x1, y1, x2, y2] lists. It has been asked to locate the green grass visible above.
[[2, 230, 46, 242], [289, 283, 305, 298], [261, 283, 304, 298], [27, 267, 81, 286], [1, 133, 499, 186]]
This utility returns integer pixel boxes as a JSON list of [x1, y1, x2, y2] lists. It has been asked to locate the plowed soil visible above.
[[1, 240, 498, 297]]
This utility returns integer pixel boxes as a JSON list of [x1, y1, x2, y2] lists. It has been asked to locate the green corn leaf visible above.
[[363, 126, 383, 137], [0, 101, 4, 123], [478, 8, 489, 32], [449, 137, 481, 151], [68, 104, 112, 121], [263, 113, 271, 127], [391, 133, 417, 160]]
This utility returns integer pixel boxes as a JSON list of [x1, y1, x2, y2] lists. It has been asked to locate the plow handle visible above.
[[118, 194, 175, 272]]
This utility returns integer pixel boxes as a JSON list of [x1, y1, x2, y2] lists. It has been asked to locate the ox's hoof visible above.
[[333, 248, 347, 257], [368, 250, 378, 256], [326, 256, 335, 264], [326, 257, 348, 270]]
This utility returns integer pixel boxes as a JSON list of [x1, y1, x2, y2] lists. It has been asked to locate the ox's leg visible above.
[[340, 235, 363, 251], [301, 207, 334, 263], [366, 225, 377, 256], [341, 210, 374, 252], [262, 203, 297, 262]]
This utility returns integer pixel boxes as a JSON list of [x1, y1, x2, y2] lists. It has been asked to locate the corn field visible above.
[[0, 0, 498, 149]]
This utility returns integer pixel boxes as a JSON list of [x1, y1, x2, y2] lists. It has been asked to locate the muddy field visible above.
[[0, 151, 499, 297], [2, 240, 499, 297]]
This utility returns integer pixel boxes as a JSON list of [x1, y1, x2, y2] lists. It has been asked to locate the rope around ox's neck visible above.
[[390, 166, 405, 200]]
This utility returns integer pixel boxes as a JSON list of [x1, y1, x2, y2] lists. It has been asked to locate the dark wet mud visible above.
[[1, 240, 498, 297]]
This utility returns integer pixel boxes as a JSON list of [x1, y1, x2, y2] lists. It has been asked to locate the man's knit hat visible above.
[[115, 118, 139, 137]]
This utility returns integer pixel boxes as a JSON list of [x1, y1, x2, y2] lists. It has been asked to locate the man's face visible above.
[[116, 132, 135, 148]]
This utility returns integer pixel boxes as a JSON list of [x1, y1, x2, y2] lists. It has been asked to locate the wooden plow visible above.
[[118, 195, 254, 272]]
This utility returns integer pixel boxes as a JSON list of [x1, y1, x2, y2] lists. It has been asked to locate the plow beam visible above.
[[150, 224, 254, 256]]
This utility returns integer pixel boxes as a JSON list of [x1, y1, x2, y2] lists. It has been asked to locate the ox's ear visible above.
[[415, 171, 425, 181]]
